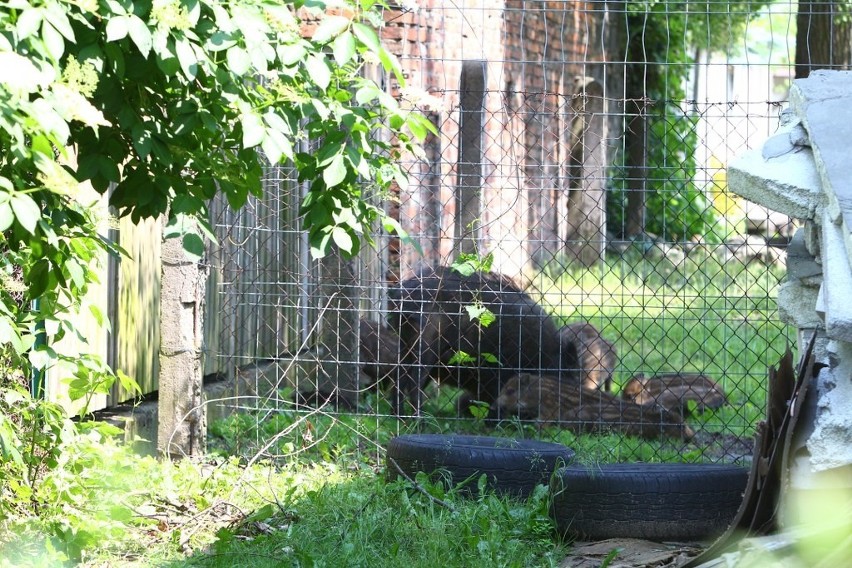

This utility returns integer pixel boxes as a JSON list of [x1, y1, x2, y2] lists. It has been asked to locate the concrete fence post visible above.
[[157, 231, 208, 458]]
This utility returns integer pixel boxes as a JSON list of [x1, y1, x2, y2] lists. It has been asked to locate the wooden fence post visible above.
[[454, 60, 486, 257]]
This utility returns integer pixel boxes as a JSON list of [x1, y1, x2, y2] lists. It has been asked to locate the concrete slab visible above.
[[808, 364, 852, 471], [727, 146, 822, 220], [819, 209, 852, 343], [778, 280, 823, 329], [786, 230, 822, 285], [790, 70, 852, 246]]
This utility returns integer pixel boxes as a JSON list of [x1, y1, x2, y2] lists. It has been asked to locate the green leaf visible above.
[[382, 216, 424, 256], [240, 112, 265, 148], [106, 15, 129, 42], [481, 352, 499, 364], [42, 20, 65, 60], [351, 22, 380, 52], [206, 31, 236, 52], [31, 134, 54, 157], [29, 348, 52, 371], [89, 304, 108, 328], [0, 419, 23, 465], [355, 83, 382, 105], [65, 259, 86, 289], [309, 229, 333, 259], [10, 194, 41, 234], [261, 128, 293, 164], [378, 46, 405, 87], [226, 46, 251, 76], [315, 139, 343, 167], [245, 503, 276, 523], [468, 401, 490, 419], [278, 43, 306, 66], [331, 226, 353, 253], [0, 202, 13, 232], [478, 309, 496, 328], [264, 110, 292, 136], [116, 370, 142, 396], [249, 44, 271, 74], [322, 152, 347, 188], [313, 15, 350, 44], [16, 7, 43, 40], [305, 54, 331, 91], [451, 259, 476, 277], [175, 38, 198, 79], [27, 259, 50, 299], [131, 123, 152, 158], [465, 303, 490, 323], [332, 31, 356, 66], [182, 233, 205, 262], [406, 113, 437, 142], [127, 14, 152, 58], [43, 2, 75, 41], [448, 351, 476, 366]]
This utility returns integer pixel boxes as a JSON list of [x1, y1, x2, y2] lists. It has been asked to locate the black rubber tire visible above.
[[550, 463, 749, 541], [386, 434, 575, 499]]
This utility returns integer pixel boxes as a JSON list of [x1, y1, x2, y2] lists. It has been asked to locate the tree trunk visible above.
[[796, 1, 852, 79], [624, 106, 647, 238], [624, 56, 651, 238]]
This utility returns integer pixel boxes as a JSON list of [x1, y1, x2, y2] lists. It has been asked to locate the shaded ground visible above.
[[691, 430, 755, 465], [559, 539, 705, 568]]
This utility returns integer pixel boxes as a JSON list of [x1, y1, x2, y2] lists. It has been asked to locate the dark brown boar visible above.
[[359, 318, 399, 388], [492, 372, 694, 441], [388, 266, 581, 415], [558, 322, 616, 392], [622, 373, 728, 415]]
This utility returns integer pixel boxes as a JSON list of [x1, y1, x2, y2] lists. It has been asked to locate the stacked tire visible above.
[[386, 434, 748, 541], [386, 434, 575, 499]]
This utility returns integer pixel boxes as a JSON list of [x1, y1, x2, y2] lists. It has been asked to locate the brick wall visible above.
[[385, 1, 614, 278]]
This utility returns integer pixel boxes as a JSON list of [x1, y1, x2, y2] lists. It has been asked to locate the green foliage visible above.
[[0, 383, 72, 517], [0, 0, 430, 555], [609, 0, 770, 242], [451, 251, 494, 276], [608, 106, 722, 242]]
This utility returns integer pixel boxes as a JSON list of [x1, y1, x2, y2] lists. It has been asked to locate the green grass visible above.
[[180, 471, 565, 568]]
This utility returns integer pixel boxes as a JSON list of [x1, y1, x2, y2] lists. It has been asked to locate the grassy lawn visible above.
[[0, 249, 794, 566]]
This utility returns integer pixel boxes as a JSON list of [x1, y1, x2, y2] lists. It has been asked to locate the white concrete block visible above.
[[778, 280, 823, 329], [807, 361, 852, 471], [819, 209, 852, 343], [728, 147, 822, 220]]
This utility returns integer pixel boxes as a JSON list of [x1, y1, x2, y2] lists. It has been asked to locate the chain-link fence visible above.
[[207, 1, 800, 464]]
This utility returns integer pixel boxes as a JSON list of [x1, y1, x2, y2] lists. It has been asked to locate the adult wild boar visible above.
[[359, 318, 399, 388], [388, 266, 580, 415]]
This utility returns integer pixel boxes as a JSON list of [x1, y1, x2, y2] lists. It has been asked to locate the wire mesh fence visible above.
[[206, 1, 801, 465]]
